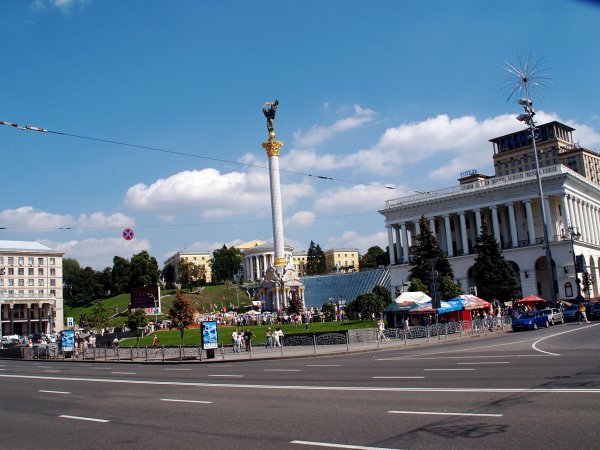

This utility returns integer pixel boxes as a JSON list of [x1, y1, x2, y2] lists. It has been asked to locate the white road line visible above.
[[0, 369, 5, 371], [291, 440, 401, 450], [306, 364, 341, 367], [94, 367, 112, 370], [39, 390, 70, 394], [265, 369, 301, 372], [59, 415, 110, 423], [161, 398, 213, 404], [388, 410, 502, 417], [111, 372, 136, 375], [423, 368, 475, 371], [208, 374, 244, 378], [3, 374, 600, 394], [372, 376, 425, 379], [532, 324, 600, 356], [43, 370, 61, 373], [36, 365, 52, 368], [164, 368, 192, 371], [457, 362, 510, 365]]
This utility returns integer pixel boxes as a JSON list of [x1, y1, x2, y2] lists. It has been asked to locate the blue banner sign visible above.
[[62, 330, 75, 352], [201, 321, 218, 350]]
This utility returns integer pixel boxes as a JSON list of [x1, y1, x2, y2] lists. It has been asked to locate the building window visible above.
[[28, 257, 34, 265], [38, 257, 43, 265], [8, 257, 14, 265], [8, 268, 14, 275], [50, 268, 56, 276], [18, 268, 24, 276], [49, 258, 55, 265], [50, 290, 56, 297], [28, 279, 34, 286], [38, 290, 44, 295], [38, 279, 44, 286], [0, 256, 3, 264], [28, 268, 34, 276], [8, 279, 14, 286], [564, 282, 573, 297], [18, 279, 24, 287], [50, 279, 56, 287], [38, 268, 43, 276], [18, 257, 24, 265]]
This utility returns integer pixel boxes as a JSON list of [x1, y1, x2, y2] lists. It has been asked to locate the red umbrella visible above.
[[516, 295, 547, 305]]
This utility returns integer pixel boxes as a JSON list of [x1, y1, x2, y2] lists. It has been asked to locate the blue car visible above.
[[512, 311, 549, 331]]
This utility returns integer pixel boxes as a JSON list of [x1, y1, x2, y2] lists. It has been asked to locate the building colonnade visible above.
[[387, 192, 600, 265], [0, 300, 55, 336]]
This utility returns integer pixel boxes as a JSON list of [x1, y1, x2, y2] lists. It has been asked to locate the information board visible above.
[[201, 321, 218, 350], [62, 330, 75, 352]]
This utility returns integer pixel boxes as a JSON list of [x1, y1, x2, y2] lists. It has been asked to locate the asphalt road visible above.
[[1, 322, 599, 449]]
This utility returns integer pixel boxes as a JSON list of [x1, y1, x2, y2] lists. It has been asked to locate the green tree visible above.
[[112, 256, 131, 294], [346, 293, 388, 320], [177, 258, 204, 290], [130, 250, 160, 288], [321, 303, 337, 322], [473, 223, 521, 302], [306, 241, 327, 275], [89, 300, 110, 331], [286, 294, 304, 315], [127, 308, 148, 346], [211, 245, 243, 282], [97, 267, 113, 296], [371, 285, 392, 306], [408, 277, 428, 293], [168, 291, 196, 345], [359, 246, 387, 270], [62, 258, 82, 306], [581, 272, 592, 298], [162, 263, 177, 287]]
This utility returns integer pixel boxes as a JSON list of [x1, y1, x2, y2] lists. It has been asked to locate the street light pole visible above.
[[562, 225, 583, 301], [516, 96, 558, 307]]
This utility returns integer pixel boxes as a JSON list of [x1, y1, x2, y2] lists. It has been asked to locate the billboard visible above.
[[130, 286, 161, 312], [62, 330, 75, 352], [201, 321, 218, 350]]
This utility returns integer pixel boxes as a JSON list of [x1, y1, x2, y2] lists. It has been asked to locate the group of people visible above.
[[265, 327, 284, 348], [231, 327, 284, 352]]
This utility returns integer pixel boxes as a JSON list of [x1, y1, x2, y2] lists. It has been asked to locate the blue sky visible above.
[[1, 0, 599, 270]]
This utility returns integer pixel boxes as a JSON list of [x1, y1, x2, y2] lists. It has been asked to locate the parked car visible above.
[[588, 302, 600, 320], [538, 307, 564, 325], [512, 311, 549, 331], [563, 305, 580, 322]]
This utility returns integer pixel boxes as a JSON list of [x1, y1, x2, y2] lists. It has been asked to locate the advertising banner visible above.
[[201, 321, 218, 350], [130, 286, 161, 311], [62, 330, 75, 352]]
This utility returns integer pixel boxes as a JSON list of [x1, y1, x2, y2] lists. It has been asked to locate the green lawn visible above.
[[63, 285, 251, 328], [120, 320, 377, 347]]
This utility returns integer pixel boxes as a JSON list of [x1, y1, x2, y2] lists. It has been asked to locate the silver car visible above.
[[538, 307, 564, 325]]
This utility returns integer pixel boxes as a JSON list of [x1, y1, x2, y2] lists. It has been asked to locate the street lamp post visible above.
[[516, 97, 558, 307], [562, 225, 583, 302]]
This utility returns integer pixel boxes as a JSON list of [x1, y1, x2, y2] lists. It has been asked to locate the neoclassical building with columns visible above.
[[379, 121, 600, 303]]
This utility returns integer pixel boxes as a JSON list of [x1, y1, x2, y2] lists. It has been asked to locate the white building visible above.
[[0, 240, 64, 337], [379, 121, 600, 303]]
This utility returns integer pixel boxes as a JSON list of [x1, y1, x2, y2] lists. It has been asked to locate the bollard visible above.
[[162, 346, 165, 362], [313, 334, 317, 355], [131, 347, 134, 362], [346, 333, 349, 352], [179, 345, 183, 362], [145, 346, 148, 362]]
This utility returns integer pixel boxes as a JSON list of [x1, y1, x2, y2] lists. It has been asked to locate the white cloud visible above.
[[32, 0, 89, 12], [284, 211, 315, 229], [0, 206, 133, 230], [314, 184, 399, 214], [293, 104, 375, 148], [42, 237, 149, 270], [124, 168, 314, 217], [326, 230, 387, 254]]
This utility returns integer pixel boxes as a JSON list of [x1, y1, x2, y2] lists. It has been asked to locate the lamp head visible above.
[[516, 113, 530, 122], [517, 98, 532, 107]]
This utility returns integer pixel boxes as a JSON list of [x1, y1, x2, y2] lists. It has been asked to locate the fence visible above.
[[20, 317, 512, 361]]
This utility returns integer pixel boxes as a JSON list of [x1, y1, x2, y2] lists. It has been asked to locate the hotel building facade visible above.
[[0, 241, 64, 337]]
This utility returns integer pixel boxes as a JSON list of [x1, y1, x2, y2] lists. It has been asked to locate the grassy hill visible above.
[[63, 284, 251, 328]]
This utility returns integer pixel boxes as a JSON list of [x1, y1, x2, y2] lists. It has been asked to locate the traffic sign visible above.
[[67, 317, 74, 327], [122, 227, 135, 240]]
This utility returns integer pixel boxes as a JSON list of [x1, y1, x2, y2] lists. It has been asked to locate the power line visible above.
[[0, 119, 427, 193]]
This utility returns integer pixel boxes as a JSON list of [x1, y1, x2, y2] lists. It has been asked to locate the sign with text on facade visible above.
[[201, 321, 218, 350]]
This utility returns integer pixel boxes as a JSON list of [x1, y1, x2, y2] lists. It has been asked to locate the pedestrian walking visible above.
[[244, 328, 253, 352], [578, 302, 589, 324], [152, 334, 160, 352], [377, 319, 389, 342], [266, 327, 273, 349]]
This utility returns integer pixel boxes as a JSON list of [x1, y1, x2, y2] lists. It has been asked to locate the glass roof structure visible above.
[[300, 268, 391, 309]]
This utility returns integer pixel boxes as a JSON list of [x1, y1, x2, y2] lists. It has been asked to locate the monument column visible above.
[[387, 226, 395, 265]]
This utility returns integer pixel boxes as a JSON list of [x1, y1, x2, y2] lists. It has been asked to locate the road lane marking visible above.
[[306, 364, 341, 367], [36, 365, 53, 368], [164, 368, 192, 371], [4, 374, 600, 394], [161, 398, 212, 404], [291, 440, 401, 449], [372, 376, 424, 379], [43, 370, 61, 373], [388, 410, 502, 417], [40, 390, 70, 394], [532, 324, 600, 356], [423, 368, 475, 371], [59, 415, 110, 423], [457, 362, 509, 365], [111, 372, 136, 375], [265, 369, 301, 372], [208, 374, 244, 378], [0, 369, 5, 371]]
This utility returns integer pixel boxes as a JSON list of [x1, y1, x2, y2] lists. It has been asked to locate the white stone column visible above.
[[524, 200, 536, 244], [507, 202, 518, 247], [491, 205, 501, 244], [444, 214, 454, 257], [561, 194, 571, 232], [401, 223, 410, 262], [592, 206, 600, 245], [387, 226, 396, 265], [474, 209, 482, 236], [587, 203, 598, 245], [415, 220, 421, 238], [574, 199, 585, 241], [255, 256, 261, 280], [543, 196, 555, 242], [429, 217, 437, 236], [459, 211, 468, 254], [395, 226, 402, 263], [567, 195, 577, 230]]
